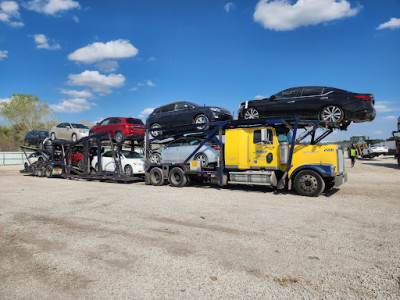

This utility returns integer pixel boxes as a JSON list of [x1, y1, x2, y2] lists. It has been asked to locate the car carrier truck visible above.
[[144, 117, 347, 197]]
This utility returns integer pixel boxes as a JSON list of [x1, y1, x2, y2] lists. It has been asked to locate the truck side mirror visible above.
[[261, 128, 270, 145]]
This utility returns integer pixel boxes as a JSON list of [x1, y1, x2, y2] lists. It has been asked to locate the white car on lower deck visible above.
[[91, 150, 145, 176]]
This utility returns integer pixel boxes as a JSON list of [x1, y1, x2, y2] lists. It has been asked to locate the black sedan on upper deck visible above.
[[146, 101, 232, 137], [238, 86, 376, 124]]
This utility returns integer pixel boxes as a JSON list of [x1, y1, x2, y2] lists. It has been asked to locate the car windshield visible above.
[[121, 151, 144, 159], [126, 118, 144, 125], [72, 123, 89, 129]]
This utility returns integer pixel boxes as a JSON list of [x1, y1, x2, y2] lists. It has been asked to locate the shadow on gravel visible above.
[[361, 162, 400, 170]]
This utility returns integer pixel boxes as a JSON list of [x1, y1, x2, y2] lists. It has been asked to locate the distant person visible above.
[[350, 146, 357, 167]]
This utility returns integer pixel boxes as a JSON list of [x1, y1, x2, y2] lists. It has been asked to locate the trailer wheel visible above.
[[168, 167, 187, 187], [45, 165, 53, 178], [150, 167, 165, 186], [294, 170, 325, 197]]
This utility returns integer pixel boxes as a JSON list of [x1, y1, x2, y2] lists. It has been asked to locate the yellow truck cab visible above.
[[224, 126, 346, 196]]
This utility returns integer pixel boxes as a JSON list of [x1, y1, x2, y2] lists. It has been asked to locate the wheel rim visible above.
[[298, 174, 318, 193], [195, 115, 207, 129], [150, 154, 160, 163], [72, 134, 77, 142], [151, 124, 161, 137], [115, 132, 123, 143], [196, 154, 207, 167], [125, 166, 132, 176], [244, 108, 259, 119], [172, 172, 182, 183], [51, 133, 55, 140], [322, 106, 343, 122]]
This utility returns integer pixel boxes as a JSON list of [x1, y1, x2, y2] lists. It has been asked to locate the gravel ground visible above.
[[1, 156, 400, 299]]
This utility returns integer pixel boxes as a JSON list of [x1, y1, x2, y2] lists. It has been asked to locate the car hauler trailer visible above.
[[144, 117, 347, 197], [21, 132, 143, 182]]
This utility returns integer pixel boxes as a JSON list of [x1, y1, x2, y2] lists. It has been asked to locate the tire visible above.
[[294, 170, 325, 197], [244, 107, 260, 120], [149, 153, 162, 163], [114, 131, 124, 144], [194, 153, 209, 168], [89, 131, 94, 136], [77, 159, 83, 170], [37, 167, 44, 177], [150, 123, 162, 138], [320, 105, 344, 123], [71, 133, 77, 143], [50, 132, 56, 140], [124, 165, 133, 177], [45, 165, 53, 178], [150, 167, 164, 186], [24, 139, 29, 147], [194, 114, 209, 130], [95, 163, 100, 172], [168, 167, 188, 187]]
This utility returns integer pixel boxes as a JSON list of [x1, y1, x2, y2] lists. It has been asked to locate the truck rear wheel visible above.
[[294, 170, 325, 197], [168, 167, 187, 187], [150, 167, 165, 186]]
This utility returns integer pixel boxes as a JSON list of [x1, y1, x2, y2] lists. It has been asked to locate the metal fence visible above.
[[0, 152, 28, 165]]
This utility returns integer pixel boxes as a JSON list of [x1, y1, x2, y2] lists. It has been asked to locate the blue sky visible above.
[[0, 0, 399, 141]]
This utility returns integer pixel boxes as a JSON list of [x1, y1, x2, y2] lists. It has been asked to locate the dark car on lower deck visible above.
[[146, 101, 232, 137], [238, 86, 376, 124], [24, 130, 49, 148]]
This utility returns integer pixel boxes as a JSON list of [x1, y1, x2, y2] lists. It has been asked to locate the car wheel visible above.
[[150, 123, 162, 138], [194, 114, 209, 130], [77, 159, 84, 170], [320, 105, 344, 123], [45, 165, 53, 178], [244, 107, 260, 119], [72, 133, 77, 143], [194, 153, 209, 167], [150, 167, 164, 186], [124, 165, 133, 177], [24, 139, 29, 147], [168, 167, 188, 187], [94, 163, 101, 172], [114, 131, 124, 144], [50, 132, 56, 140], [294, 170, 325, 197], [149, 153, 162, 163]]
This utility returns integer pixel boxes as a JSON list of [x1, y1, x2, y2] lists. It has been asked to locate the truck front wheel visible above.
[[294, 170, 325, 197], [169, 167, 187, 187]]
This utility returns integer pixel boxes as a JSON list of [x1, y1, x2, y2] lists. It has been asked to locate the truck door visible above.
[[248, 128, 278, 169]]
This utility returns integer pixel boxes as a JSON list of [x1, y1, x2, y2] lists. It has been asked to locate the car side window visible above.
[[275, 88, 301, 99], [57, 123, 64, 128], [100, 119, 110, 126], [103, 151, 112, 157], [188, 139, 201, 146], [175, 102, 189, 111], [301, 87, 323, 97], [111, 118, 121, 124], [161, 104, 175, 113], [167, 140, 182, 148]]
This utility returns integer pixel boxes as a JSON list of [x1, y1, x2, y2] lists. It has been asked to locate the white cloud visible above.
[[254, 95, 267, 99], [382, 115, 397, 120], [0, 1, 24, 27], [374, 130, 383, 135], [137, 82, 143, 86], [72, 15, 79, 23], [24, 0, 80, 16], [68, 70, 125, 94], [0, 98, 10, 103], [60, 88, 92, 98], [375, 102, 400, 113], [68, 39, 138, 64], [253, 0, 360, 31], [377, 18, 400, 30], [147, 56, 156, 62], [96, 60, 119, 72], [139, 108, 154, 118], [0, 50, 8, 61], [33, 34, 61, 50], [129, 87, 138, 92], [224, 2, 234, 13], [146, 80, 156, 87], [50, 98, 95, 113]]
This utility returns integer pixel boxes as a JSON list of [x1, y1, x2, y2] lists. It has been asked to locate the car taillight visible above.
[[211, 145, 220, 151], [355, 95, 373, 101]]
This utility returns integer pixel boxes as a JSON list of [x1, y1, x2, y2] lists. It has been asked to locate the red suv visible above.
[[89, 117, 145, 143]]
